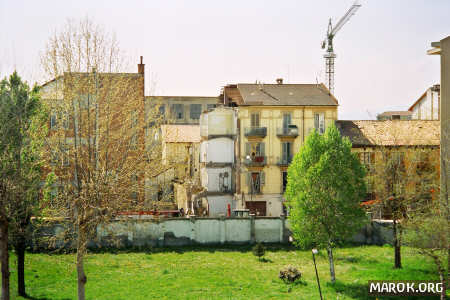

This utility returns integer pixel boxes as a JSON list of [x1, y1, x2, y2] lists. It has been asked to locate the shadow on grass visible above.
[[330, 281, 440, 300], [87, 243, 298, 255], [259, 257, 273, 263], [23, 295, 71, 300]]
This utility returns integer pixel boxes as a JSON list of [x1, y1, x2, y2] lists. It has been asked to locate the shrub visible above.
[[279, 266, 301, 283], [252, 243, 266, 261]]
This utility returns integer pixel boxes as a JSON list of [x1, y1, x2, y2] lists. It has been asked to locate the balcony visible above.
[[244, 155, 267, 167], [244, 127, 267, 138], [277, 156, 293, 166], [276, 125, 298, 138]]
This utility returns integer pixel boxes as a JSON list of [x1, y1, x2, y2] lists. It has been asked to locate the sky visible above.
[[1, 0, 449, 120]]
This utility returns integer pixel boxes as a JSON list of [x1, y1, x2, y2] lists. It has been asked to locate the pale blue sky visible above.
[[1, 0, 449, 119]]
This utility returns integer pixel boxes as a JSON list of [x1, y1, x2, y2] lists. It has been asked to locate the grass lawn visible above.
[[6, 244, 444, 299]]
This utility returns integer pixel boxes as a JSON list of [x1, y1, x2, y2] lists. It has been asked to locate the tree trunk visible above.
[[16, 236, 26, 297], [393, 219, 402, 268], [439, 271, 446, 300], [327, 241, 336, 283], [76, 227, 87, 300], [0, 222, 10, 300]]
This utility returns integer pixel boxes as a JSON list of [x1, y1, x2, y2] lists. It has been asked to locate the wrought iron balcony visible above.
[[276, 125, 298, 138], [243, 155, 267, 167], [244, 127, 267, 138], [277, 156, 293, 166]]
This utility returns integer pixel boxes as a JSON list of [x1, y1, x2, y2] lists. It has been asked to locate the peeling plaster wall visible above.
[[31, 218, 394, 249]]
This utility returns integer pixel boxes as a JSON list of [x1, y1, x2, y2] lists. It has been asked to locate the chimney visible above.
[[138, 56, 145, 75], [276, 78, 283, 84]]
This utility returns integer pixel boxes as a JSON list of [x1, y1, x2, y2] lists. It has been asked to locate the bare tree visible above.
[[369, 121, 440, 269], [40, 17, 166, 300]]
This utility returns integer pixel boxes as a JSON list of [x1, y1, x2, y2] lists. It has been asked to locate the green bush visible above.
[[252, 243, 266, 261]]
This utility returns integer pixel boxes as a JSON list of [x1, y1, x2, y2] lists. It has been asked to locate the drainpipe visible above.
[[302, 107, 305, 143]]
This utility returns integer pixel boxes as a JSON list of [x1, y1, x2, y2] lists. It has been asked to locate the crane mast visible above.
[[322, 1, 361, 95]]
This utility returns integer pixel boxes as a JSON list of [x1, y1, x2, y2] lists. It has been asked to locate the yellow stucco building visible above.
[[223, 81, 338, 216]]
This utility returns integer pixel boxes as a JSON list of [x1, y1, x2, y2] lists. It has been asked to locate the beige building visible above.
[[223, 81, 338, 216], [336, 120, 441, 217], [145, 96, 218, 125]]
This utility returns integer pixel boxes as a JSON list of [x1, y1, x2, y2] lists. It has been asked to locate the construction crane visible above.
[[321, 1, 361, 95]]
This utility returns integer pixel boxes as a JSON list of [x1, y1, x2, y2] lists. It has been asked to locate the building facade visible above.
[[223, 82, 338, 216], [336, 120, 441, 218], [408, 84, 440, 120]]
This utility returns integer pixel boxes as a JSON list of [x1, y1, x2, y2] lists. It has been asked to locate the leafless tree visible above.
[[40, 17, 166, 300]]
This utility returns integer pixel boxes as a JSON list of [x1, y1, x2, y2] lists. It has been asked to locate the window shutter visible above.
[[314, 114, 319, 130], [260, 142, 265, 156], [245, 142, 250, 156], [260, 171, 265, 185]]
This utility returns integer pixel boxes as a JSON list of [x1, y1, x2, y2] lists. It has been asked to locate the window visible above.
[[245, 142, 265, 157], [50, 113, 58, 129], [282, 113, 292, 129], [172, 104, 184, 120], [159, 104, 165, 115], [359, 152, 375, 172], [251, 112, 260, 127], [190, 104, 202, 120], [314, 112, 325, 134], [207, 104, 217, 110], [248, 172, 265, 194], [282, 171, 288, 192], [365, 176, 375, 200], [130, 133, 137, 150], [131, 110, 138, 128], [281, 142, 293, 164]]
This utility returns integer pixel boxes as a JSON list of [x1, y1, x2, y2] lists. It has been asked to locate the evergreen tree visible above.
[[0, 71, 47, 299]]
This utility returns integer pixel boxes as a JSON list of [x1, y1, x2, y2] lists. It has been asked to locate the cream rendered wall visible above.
[[200, 138, 234, 163]]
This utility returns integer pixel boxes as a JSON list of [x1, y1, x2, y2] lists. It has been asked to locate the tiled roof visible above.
[[236, 83, 338, 106], [161, 125, 201, 143], [335, 120, 440, 147], [378, 111, 412, 116]]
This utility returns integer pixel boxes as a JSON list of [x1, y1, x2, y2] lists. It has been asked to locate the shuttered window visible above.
[[190, 104, 202, 120], [314, 112, 325, 134], [251, 112, 260, 127]]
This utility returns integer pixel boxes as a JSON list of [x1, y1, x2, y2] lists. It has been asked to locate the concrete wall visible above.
[[207, 195, 234, 217], [31, 218, 394, 250], [201, 166, 232, 193], [200, 107, 237, 137], [200, 138, 234, 163]]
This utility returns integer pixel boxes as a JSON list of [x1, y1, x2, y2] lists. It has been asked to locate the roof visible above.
[[335, 120, 440, 147], [161, 125, 201, 143], [146, 96, 218, 102], [408, 84, 440, 111], [233, 83, 338, 106], [378, 111, 412, 117]]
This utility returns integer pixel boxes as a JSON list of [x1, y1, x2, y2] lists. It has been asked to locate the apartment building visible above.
[[223, 80, 338, 216], [145, 96, 219, 125], [40, 58, 146, 205]]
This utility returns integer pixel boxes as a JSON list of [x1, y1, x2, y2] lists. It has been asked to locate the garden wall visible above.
[[31, 217, 393, 250]]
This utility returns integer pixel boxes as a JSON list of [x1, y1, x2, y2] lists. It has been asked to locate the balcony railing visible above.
[[244, 127, 267, 138], [244, 155, 267, 167], [276, 125, 298, 137], [277, 156, 293, 166]]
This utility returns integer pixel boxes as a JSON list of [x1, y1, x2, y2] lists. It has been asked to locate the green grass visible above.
[[6, 244, 444, 299]]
